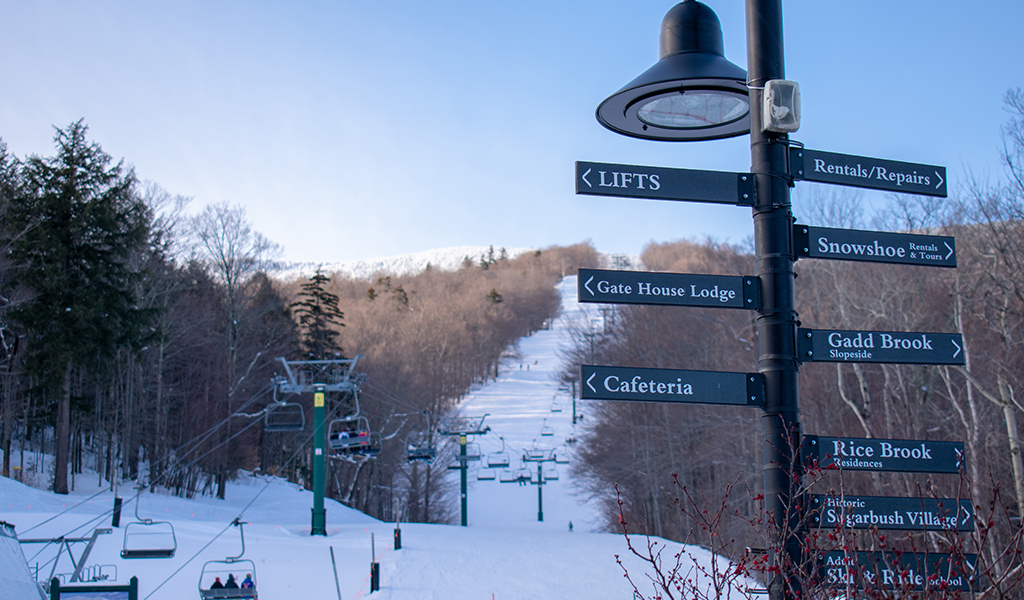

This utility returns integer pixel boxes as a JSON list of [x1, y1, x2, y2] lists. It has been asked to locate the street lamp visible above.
[[594, 2, 799, 599], [596, 0, 750, 141]]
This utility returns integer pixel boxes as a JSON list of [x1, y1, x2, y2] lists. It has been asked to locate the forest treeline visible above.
[[562, 89, 1024, 583], [0, 120, 599, 523]]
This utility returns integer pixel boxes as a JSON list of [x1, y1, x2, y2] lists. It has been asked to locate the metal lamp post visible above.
[[595, 1, 799, 598]]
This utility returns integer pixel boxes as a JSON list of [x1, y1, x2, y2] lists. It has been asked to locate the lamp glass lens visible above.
[[638, 91, 748, 129]]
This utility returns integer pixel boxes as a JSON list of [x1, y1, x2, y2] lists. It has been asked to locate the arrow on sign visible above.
[[581, 168, 592, 188], [584, 275, 594, 296], [586, 372, 597, 394], [936, 169, 945, 192], [945, 241, 954, 260], [952, 338, 962, 359], [961, 505, 972, 527]]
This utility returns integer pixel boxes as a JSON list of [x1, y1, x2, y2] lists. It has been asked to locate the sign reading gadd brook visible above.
[[580, 365, 763, 406], [803, 435, 964, 473], [577, 268, 759, 309], [799, 328, 964, 365]]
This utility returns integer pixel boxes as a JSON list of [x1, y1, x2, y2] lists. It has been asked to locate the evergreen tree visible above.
[[8, 121, 153, 494], [291, 267, 345, 359]]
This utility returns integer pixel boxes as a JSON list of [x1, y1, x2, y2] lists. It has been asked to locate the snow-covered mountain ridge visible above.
[[273, 245, 536, 281]]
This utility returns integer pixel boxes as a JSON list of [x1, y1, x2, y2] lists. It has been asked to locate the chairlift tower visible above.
[[522, 448, 563, 522], [275, 356, 363, 536], [438, 415, 490, 526]]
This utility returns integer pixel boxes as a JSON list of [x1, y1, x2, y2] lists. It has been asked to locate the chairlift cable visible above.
[[142, 403, 329, 599]]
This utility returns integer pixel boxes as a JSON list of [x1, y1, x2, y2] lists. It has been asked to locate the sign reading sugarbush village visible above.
[[577, 142, 973, 590]]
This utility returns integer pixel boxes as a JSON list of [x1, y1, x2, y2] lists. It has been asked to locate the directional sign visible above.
[[820, 551, 976, 592], [794, 224, 956, 267], [575, 161, 754, 205], [810, 494, 974, 532], [790, 147, 947, 197], [799, 328, 964, 365], [580, 365, 763, 406], [803, 435, 964, 473], [577, 268, 760, 310]]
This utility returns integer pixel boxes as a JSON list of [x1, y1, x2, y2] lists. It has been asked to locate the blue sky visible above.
[[2, 1, 1022, 263]]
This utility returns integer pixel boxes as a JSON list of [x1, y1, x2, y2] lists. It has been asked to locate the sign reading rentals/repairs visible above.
[[790, 147, 947, 197]]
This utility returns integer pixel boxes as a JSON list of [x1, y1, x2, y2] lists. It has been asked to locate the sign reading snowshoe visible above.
[[810, 494, 974, 531], [794, 224, 956, 267], [820, 551, 976, 592], [577, 268, 759, 309], [575, 161, 754, 205], [580, 365, 763, 406], [790, 147, 947, 197], [803, 435, 964, 473], [798, 328, 964, 365]]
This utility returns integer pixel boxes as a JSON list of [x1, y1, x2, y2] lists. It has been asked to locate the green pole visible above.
[[459, 435, 468, 527], [311, 385, 327, 535], [537, 463, 544, 522]]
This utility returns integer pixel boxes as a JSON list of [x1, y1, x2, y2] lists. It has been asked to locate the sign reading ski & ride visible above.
[[820, 551, 976, 592], [802, 435, 964, 473]]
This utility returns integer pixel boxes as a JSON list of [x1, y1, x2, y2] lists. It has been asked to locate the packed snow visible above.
[[1, 275, 752, 599]]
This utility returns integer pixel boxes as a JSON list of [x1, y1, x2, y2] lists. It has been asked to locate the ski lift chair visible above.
[[486, 437, 511, 468], [328, 416, 372, 452], [406, 432, 436, 463], [264, 402, 305, 432], [354, 431, 383, 457], [550, 401, 563, 413], [499, 469, 518, 483], [199, 519, 258, 599], [121, 490, 177, 559], [463, 442, 482, 461], [477, 468, 497, 481], [543, 466, 560, 481], [540, 418, 554, 437]]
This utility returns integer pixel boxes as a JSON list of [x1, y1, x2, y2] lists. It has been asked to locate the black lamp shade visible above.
[[596, 1, 750, 141]]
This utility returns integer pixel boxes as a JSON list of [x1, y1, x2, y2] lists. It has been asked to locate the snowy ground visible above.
[[1, 276, 752, 599], [448, 275, 603, 532]]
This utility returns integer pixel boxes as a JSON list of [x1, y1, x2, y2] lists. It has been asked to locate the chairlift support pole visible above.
[[274, 356, 363, 537], [522, 451, 559, 522], [459, 435, 468, 527], [537, 463, 544, 522], [312, 384, 327, 536], [438, 415, 489, 527]]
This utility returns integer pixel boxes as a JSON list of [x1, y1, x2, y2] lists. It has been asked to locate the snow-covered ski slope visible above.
[[1, 275, 751, 599], [448, 275, 603, 531]]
